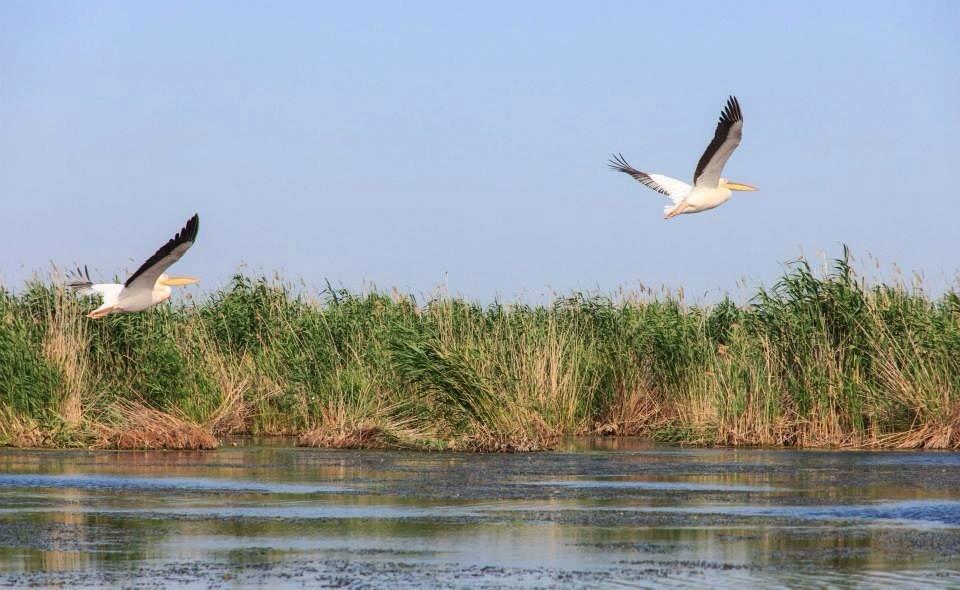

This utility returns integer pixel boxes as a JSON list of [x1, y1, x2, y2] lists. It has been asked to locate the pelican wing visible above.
[[66, 265, 96, 295], [693, 96, 743, 188], [67, 266, 123, 304], [124, 214, 200, 292], [608, 154, 690, 205]]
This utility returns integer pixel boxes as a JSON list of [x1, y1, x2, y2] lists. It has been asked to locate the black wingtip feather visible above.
[[607, 153, 670, 196], [66, 264, 93, 289], [123, 213, 200, 288], [608, 152, 634, 173], [719, 96, 742, 125]]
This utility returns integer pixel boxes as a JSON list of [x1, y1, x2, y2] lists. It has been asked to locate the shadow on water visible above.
[[1, 440, 960, 587]]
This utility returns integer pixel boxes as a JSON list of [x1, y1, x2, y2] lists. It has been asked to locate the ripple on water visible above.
[[522, 478, 781, 493], [0, 474, 350, 495], [570, 499, 960, 528], [779, 500, 960, 526]]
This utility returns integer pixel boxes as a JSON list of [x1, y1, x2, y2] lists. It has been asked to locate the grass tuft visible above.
[[94, 400, 219, 450]]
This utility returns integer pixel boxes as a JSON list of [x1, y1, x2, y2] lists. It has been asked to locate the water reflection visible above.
[[0, 444, 959, 587]]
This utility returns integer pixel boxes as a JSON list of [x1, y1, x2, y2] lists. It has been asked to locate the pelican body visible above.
[[68, 214, 200, 318], [610, 96, 757, 219]]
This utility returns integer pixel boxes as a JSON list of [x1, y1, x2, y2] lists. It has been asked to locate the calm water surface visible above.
[[1, 438, 959, 588]]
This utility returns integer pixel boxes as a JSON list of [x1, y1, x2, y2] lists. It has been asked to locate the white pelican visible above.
[[609, 96, 757, 219], [68, 214, 200, 318]]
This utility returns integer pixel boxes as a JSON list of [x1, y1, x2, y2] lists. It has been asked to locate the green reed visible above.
[[2, 249, 959, 450]]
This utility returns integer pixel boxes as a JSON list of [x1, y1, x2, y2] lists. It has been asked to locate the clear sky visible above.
[[2, 1, 958, 301]]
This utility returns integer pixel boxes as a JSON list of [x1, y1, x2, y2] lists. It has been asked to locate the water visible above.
[[1, 438, 960, 588]]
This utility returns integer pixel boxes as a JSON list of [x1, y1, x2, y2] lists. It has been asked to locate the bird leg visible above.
[[664, 203, 685, 219], [87, 306, 117, 319]]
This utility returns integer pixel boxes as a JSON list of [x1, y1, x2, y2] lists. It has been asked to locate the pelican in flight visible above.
[[68, 214, 200, 318], [609, 96, 757, 219]]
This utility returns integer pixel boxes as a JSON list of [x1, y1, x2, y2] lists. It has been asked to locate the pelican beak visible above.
[[724, 181, 758, 192], [160, 276, 199, 286]]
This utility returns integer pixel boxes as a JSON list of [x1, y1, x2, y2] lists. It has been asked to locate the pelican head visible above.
[[720, 178, 758, 192], [158, 273, 199, 287]]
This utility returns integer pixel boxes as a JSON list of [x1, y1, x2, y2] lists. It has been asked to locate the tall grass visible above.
[[2, 250, 960, 450]]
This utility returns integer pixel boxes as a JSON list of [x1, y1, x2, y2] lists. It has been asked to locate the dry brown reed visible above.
[[40, 286, 91, 427], [94, 400, 218, 450]]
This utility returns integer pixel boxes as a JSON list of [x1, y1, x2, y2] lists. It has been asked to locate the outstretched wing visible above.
[[693, 96, 743, 188], [66, 266, 123, 303], [608, 153, 690, 204], [66, 265, 95, 295], [124, 214, 200, 293]]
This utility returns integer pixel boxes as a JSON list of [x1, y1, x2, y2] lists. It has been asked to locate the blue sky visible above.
[[2, 1, 958, 301]]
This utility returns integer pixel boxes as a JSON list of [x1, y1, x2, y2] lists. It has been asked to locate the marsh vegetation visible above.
[[3, 250, 960, 451]]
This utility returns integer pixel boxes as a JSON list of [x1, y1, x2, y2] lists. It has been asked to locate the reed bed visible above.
[[2, 251, 959, 451]]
